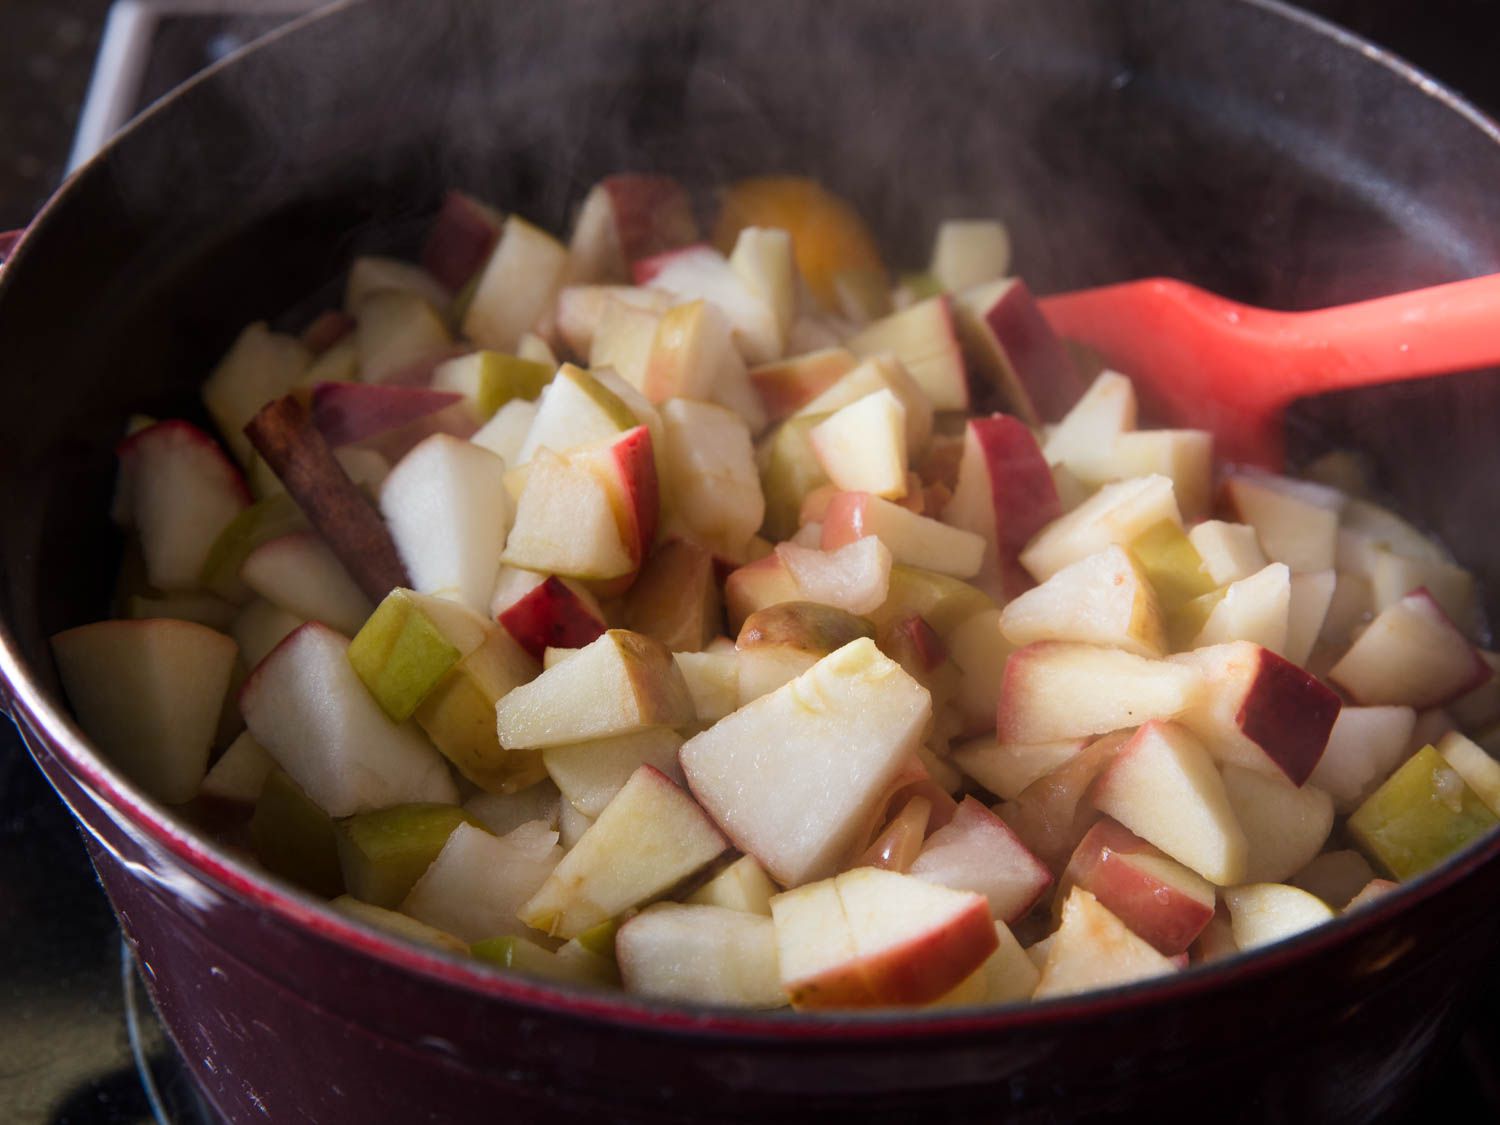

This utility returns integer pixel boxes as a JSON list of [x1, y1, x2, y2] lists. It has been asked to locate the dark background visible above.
[[1, 1, 1499, 1122]]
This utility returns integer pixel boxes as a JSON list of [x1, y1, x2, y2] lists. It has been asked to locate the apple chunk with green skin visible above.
[[379, 434, 512, 615], [995, 642, 1201, 744], [821, 492, 984, 580], [401, 820, 563, 943], [1092, 720, 1248, 885], [347, 587, 493, 722], [1032, 887, 1178, 999], [335, 803, 472, 909], [496, 629, 694, 750], [1169, 642, 1341, 786], [1060, 819, 1216, 956], [239, 622, 458, 817], [1330, 588, 1492, 709], [616, 903, 786, 1008], [115, 420, 252, 592], [51, 618, 239, 804], [431, 351, 552, 421], [999, 545, 1165, 657], [1219, 765, 1334, 883], [1348, 744, 1499, 879], [943, 414, 1060, 599], [1223, 883, 1335, 951], [770, 868, 997, 1009], [680, 637, 931, 887], [519, 765, 727, 939], [909, 797, 1053, 923]]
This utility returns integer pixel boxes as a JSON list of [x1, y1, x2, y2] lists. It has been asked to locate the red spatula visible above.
[[1037, 272, 1500, 469]]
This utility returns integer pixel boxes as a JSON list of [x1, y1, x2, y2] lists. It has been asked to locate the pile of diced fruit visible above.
[[51, 174, 1500, 1011]]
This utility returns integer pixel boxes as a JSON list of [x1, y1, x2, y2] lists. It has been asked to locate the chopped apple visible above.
[[51, 618, 239, 804], [463, 781, 561, 837], [115, 420, 252, 592], [622, 539, 722, 652], [250, 768, 344, 896], [1190, 563, 1290, 655], [495, 629, 693, 749], [795, 355, 934, 459], [908, 797, 1053, 922], [771, 867, 997, 1009], [1060, 819, 1216, 956], [930, 220, 1010, 293], [240, 531, 372, 637], [566, 174, 698, 284], [231, 599, 304, 670], [470, 398, 538, 467], [491, 568, 608, 661], [757, 413, 830, 541], [728, 226, 797, 351], [353, 290, 453, 384], [330, 896, 468, 954], [566, 425, 660, 581], [201, 322, 311, 465], [239, 622, 458, 816], [769, 538, 892, 619], [1170, 642, 1341, 786], [1042, 371, 1137, 469], [421, 190, 504, 292], [1032, 888, 1177, 999], [943, 414, 1060, 599], [1219, 764, 1334, 883], [1329, 588, 1492, 709], [817, 488, 975, 576], [847, 295, 967, 411], [1188, 521, 1269, 587], [1000, 545, 1165, 657], [1283, 569, 1336, 667], [542, 727, 686, 817], [519, 765, 727, 938], [867, 565, 995, 638], [808, 389, 909, 500], [401, 820, 563, 943], [1092, 720, 1248, 885], [1450, 651, 1500, 730], [198, 490, 307, 602], [199, 730, 275, 806], [957, 277, 1085, 423], [722, 552, 802, 631], [125, 591, 238, 631], [501, 449, 633, 581], [635, 243, 781, 364], [516, 363, 634, 465], [616, 903, 786, 1008], [1348, 744, 1499, 879], [1223, 883, 1334, 950], [686, 854, 779, 915], [1222, 469, 1344, 573], [1366, 547, 1478, 636], [335, 803, 471, 909], [680, 638, 930, 886], [1069, 431, 1213, 522], [736, 601, 874, 704], [951, 735, 1086, 802], [1435, 730, 1500, 816], [996, 642, 1201, 744], [750, 347, 859, 421], [345, 586, 492, 721], [1305, 705, 1416, 813], [669, 651, 737, 726], [1291, 849, 1378, 910], [431, 351, 552, 421], [463, 215, 569, 352], [659, 398, 765, 559], [1019, 474, 1180, 585]]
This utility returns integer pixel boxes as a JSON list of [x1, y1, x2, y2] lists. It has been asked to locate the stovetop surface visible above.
[[3, 2, 1500, 1122]]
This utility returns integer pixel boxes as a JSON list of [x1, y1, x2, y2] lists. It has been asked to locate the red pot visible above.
[[4, 1, 1500, 1120]]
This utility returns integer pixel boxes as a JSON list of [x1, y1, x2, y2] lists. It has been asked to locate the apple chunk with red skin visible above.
[[566, 174, 698, 285], [770, 867, 997, 1009], [1329, 588, 1492, 709], [1060, 819, 1216, 956], [518, 764, 727, 939], [1170, 641, 1341, 786], [115, 420, 251, 592], [680, 637, 931, 887], [943, 414, 1060, 599], [492, 568, 607, 662], [957, 277, 1085, 424], [239, 622, 458, 817], [909, 796, 1053, 923], [421, 190, 504, 292], [1092, 720, 1248, 886]]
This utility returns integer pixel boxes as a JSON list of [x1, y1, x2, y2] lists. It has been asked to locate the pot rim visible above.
[[3, 0, 1500, 1043]]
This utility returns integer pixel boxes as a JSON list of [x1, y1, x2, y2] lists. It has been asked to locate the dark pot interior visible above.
[[4, 0, 1500, 1120]]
